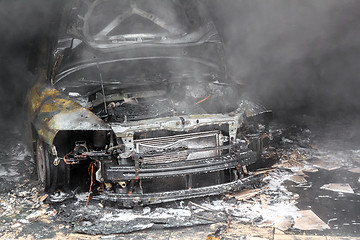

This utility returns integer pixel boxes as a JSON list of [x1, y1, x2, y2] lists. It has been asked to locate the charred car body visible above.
[[28, 0, 271, 207]]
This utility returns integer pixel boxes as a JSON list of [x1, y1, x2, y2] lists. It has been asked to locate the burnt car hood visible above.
[[52, 41, 227, 96], [62, 0, 219, 50]]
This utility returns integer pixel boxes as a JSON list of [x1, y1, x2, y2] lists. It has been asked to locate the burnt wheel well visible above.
[[53, 130, 111, 156]]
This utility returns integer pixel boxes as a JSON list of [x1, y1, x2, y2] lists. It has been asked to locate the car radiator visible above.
[[134, 131, 222, 165]]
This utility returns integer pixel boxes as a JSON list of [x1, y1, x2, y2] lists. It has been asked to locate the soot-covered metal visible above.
[[27, 0, 272, 207]]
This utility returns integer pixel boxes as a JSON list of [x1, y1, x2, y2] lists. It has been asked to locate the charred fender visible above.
[[28, 82, 110, 146], [28, 82, 110, 190]]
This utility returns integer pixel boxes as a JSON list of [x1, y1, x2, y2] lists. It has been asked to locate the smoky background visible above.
[[0, 0, 59, 121], [205, 0, 360, 116], [1, 0, 360, 123]]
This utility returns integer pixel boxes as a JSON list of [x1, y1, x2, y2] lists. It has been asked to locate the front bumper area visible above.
[[102, 150, 257, 181], [93, 173, 265, 207], [91, 149, 260, 207], [63, 132, 264, 206]]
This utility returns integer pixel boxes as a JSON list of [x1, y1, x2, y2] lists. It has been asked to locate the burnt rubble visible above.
[[1, 116, 359, 238]]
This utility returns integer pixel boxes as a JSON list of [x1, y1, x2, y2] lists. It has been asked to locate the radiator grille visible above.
[[134, 131, 221, 165]]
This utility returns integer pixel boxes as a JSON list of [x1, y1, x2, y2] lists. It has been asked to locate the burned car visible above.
[[28, 0, 271, 206]]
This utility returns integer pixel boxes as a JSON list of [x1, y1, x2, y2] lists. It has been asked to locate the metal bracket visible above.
[[119, 134, 134, 158], [229, 121, 238, 143]]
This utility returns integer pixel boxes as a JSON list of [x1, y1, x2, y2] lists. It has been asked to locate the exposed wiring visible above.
[[86, 162, 96, 206], [63, 151, 78, 165], [196, 95, 211, 104]]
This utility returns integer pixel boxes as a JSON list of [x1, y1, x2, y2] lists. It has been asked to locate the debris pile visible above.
[[1, 122, 359, 238], [62, 166, 304, 235], [0, 182, 63, 239]]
